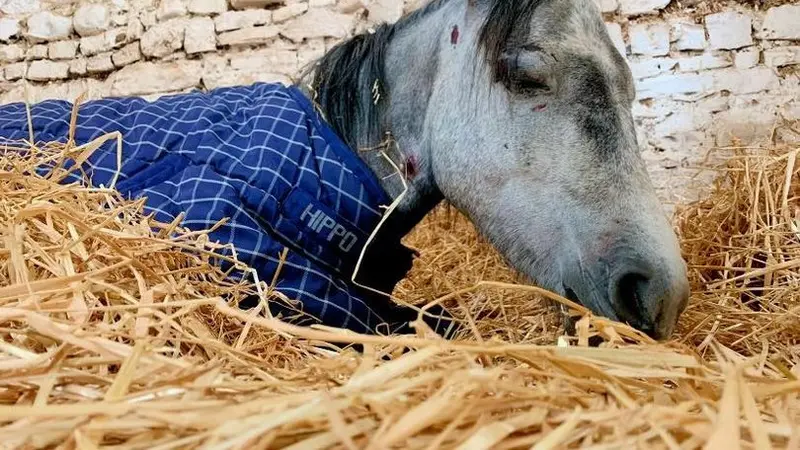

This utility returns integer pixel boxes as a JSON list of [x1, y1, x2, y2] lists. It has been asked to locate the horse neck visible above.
[[306, 2, 462, 238], [368, 12, 449, 235]]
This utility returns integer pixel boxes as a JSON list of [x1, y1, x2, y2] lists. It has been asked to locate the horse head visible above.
[[304, 0, 689, 340]]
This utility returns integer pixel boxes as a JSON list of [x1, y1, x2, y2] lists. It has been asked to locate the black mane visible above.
[[299, 0, 544, 150], [299, 23, 396, 151]]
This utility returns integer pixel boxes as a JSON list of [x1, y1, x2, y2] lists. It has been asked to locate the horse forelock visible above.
[[478, 0, 547, 83]]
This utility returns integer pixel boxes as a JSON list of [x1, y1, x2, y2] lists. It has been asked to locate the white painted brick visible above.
[[713, 67, 779, 95], [605, 22, 627, 58], [728, 94, 795, 111], [337, 0, 366, 14], [201, 53, 228, 78], [69, 57, 87, 75], [74, 3, 111, 37], [125, 19, 144, 42], [763, 47, 800, 68], [111, 11, 128, 27], [619, 0, 669, 16], [140, 11, 157, 28], [677, 52, 732, 72], [27, 60, 69, 80], [630, 22, 670, 56], [653, 110, 703, 137], [714, 106, 778, 146], [202, 66, 291, 90], [5, 78, 109, 104], [0, 18, 20, 42], [4, 62, 27, 80], [112, 42, 141, 67], [670, 21, 705, 51], [157, 0, 187, 20], [630, 57, 676, 79], [48, 40, 78, 60], [26, 44, 48, 60], [595, 0, 619, 13], [107, 60, 202, 96], [785, 102, 800, 121], [0, 44, 25, 63], [79, 24, 139, 57], [185, 17, 216, 54], [80, 32, 114, 56], [760, 5, 800, 40], [214, 10, 271, 32], [86, 52, 115, 73], [636, 72, 715, 99], [218, 25, 281, 46], [187, 0, 228, 15], [140, 19, 186, 57], [1, 0, 41, 16], [368, 0, 404, 24], [297, 38, 326, 68], [281, 9, 358, 43], [26, 12, 73, 42], [696, 94, 731, 114], [650, 129, 707, 154], [734, 49, 760, 69], [273, 3, 309, 23], [706, 12, 752, 50], [230, 48, 298, 73], [162, 51, 188, 62]]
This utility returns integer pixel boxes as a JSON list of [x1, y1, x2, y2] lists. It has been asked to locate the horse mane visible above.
[[299, 0, 544, 150], [298, 23, 396, 151]]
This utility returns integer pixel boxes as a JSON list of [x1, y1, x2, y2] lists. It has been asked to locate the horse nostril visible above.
[[611, 272, 652, 331]]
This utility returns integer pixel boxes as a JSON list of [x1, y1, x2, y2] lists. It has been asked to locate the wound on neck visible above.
[[451, 25, 460, 45], [405, 154, 419, 180]]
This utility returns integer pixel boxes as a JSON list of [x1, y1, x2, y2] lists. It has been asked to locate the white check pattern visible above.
[[0, 83, 454, 335]]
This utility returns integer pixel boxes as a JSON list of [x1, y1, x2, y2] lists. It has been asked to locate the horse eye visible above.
[[511, 73, 551, 96], [499, 49, 552, 96]]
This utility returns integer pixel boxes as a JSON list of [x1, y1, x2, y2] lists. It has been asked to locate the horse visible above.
[[0, 0, 690, 341], [302, 0, 689, 340]]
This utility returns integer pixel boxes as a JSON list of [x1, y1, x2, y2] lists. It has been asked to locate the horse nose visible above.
[[609, 264, 689, 340]]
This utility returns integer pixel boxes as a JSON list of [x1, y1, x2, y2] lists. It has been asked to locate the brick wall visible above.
[[1, 0, 799, 203], [612, 0, 800, 203]]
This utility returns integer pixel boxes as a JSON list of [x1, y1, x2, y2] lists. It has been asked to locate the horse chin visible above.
[[558, 285, 608, 347], [558, 285, 580, 330]]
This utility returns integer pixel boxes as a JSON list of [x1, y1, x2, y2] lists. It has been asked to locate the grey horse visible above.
[[300, 0, 690, 340]]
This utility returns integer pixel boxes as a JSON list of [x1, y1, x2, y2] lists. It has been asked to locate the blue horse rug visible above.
[[0, 82, 455, 337]]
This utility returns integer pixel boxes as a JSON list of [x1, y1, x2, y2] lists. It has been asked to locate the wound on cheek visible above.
[[451, 25, 460, 45], [533, 104, 547, 112]]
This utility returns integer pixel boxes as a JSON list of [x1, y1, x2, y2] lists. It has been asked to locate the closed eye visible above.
[[499, 46, 554, 96], [512, 75, 551, 96]]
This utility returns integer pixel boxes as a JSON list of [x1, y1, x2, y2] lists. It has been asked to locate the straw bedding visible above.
[[1, 123, 799, 449]]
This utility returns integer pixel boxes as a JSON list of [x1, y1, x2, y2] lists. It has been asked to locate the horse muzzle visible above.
[[563, 249, 690, 341]]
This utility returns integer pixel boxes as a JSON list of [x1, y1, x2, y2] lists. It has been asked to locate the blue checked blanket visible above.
[[0, 82, 454, 337]]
